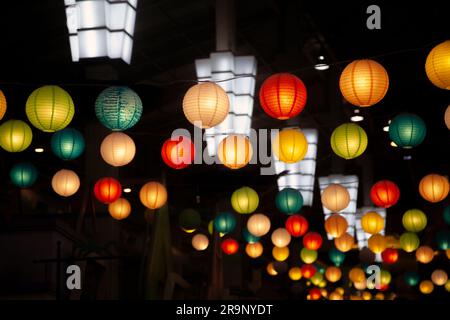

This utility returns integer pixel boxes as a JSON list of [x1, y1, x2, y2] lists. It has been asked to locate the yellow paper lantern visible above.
[[192, 234, 209, 251], [139, 181, 167, 209], [368, 234, 387, 254], [374, 293, 385, 300], [445, 280, 450, 292], [416, 246, 434, 264], [431, 269, 448, 286], [361, 291, 371, 301], [425, 40, 450, 90], [108, 198, 131, 220], [217, 134, 253, 169], [267, 262, 278, 276], [349, 268, 366, 283], [272, 246, 289, 262], [445, 105, 450, 130], [334, 232, 354, 253], [272, 128, 308, 163], [402, 209, 427, 232], [231, 186, 259, 214], [330, 123, 368, 159], [325, 266, 342, 283], [325, 214, 348, 238], [339, 59, 389, 107], [419, 280, 434, 294], [361, 211, 385, 235], [321, 184, 350, 213], [288, 267, 302, 281], [0, 120, 33, 152], [300, 248, 318, 264], [328, 292, 343, 301], [400, 232, 420, 253], [247, 213, 271, 237], [318, 279, 327, 288], [245, 242, 263, 258], [51, 169, 80, 197], [0, 90, 6, 120], [380, 270, 391, 285], [100, 132, 136, 167], [311, 272, 324, 286], [419, 174, 449, 203], [271, 228, 291, 248]]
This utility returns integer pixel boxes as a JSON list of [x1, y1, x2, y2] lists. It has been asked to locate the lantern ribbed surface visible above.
[[139, 181, 167, 210], [389, 113, 426, 148], [334, 232, 354, 252], [94, 177, 122, 204], [247, 213, 271, 237], [368, 234, 387, 254], [445, 105, 450, 129], [95, 86, 143, 131], [217, 134, 253, 169], [231, 186, 259, 214], [325, 214, 348, 238], [0, 90, 6, 120], [400, 232, 420, 252], [419, 174, 449, 203], [361, 211, 385, 234], [331, 123, 368, 159], [108, 198, 131, 220], [285, 214, 309, 237], [245, 242, 263, 258], [0, 120, 33, 152], [214, 212, 236, 234], [10, 162, 38, 188], [26, 85, 74, 132], [416, 246, 434, 264], [272, 128, 308, 163], [161, 136, 195, 169], [321, 184, 350, 213], [425, 40, 450, 90], [100, 132, 136, 167], [51, 169, 80, 197], [370, 180, 400, 208], [51, 128, 85, 160], [276, 188, 303, 215], [402, 209, 427, 232], [271, 228, 291, 248]]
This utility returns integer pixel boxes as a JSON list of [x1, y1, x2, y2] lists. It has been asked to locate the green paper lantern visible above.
[[436, 230, 450, 250], [178, 209, 201, 231], [231, 186, 259, 214], [329, 247, 345, 267], [51, 128, 85, 160], [330, 123, 368, 160], [443, 206, 450, 225], [214, 212, 236, 234], [95, 86, 143, 131], [275, 188, 304, 215], [300, 248, 318, 264], [243, 227, 260, 243], [389, 113, 426, 148], [402, 209, 427, 232], [10, 162, 38, 188], [400, 232, 420, 252], [404, 271, 420, 286], [0, 119, 33, 152]]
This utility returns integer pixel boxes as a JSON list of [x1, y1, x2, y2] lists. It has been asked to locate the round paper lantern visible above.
[[182, 82, 229, 128], [419, 174, 449, 203], [419, 280, 434, 294], [370, 180, 400, 208], [368, 234, 387, 254], [404, 271, 420, 286], [217, 134, 252, 169], [221, 238, 239, 255], [26, 85, 74, 132], [325, 214, 348, 238], [161, 135, 195, 170], [447, 249, 450, 259], [288, 267, 302, 281], [389, 113, 426, 148], [108, 198, 131, 220], [444, 206, 450, 225], [95, 86, 142, 131], [362, 291, 372, 301], [275, 188, 303, 215], [446, 280, 450, 292], [272, 246, 289, 262], [271, 228, 291, 248], [431, 269, 448, 286], [51, 169, 80, 197], [309, 288, 321, 300], [179, 209, 201, 231], [303, 232, 323, 250], [325, 266, 342, 283], [400, 232, 420, 253], [329, 292, 343, 301], [247, 213, 271, 237], [245, 242, 263, 258], [334, 233, 354, 253], [214, 212, 236, 234], [331, 123, 368, 160], [349, 268, 366, 283], [231, 186, 259, 214], [445, 105, 450, 129], [381, 248, 398, 264], [94, 177, 122, 204], [361, 211, 385, 235], [425, 40, 450, 89], [380, 270, 392, 285], [301, 264, 316, 279], [402, 209, 427, 232], [51, 128, 85, 160], [329, 248, 346, 266], [192, 234, 209, 251], [139, 181, 167, 210], [100, 132, 136, 167], [272, 129, 308, 163], [300, 248, 318, 264], [242, 228, 260, 243], [267, 263, 278, 276], [416, 246, 434, 264], [311, 272, 324, 286], [339, 59, 389, 107], [10, 162, 38, 188], [0, 90, 6, 120], [436, 230, 450, 250], [285, 214, 309, 237], [321, 184, 350, 213], [0, 120, 33, 152], [259, 73, 307, 120]]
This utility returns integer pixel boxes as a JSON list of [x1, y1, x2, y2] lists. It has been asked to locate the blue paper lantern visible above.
[[214, 212, 236, 234], [10, 162, 38, 188], [51, 128, 85, 160], [436, 230, 450, 250], [389, 113, 426, 148], [329, 247, 345, 267], [275, 188, 303, 215], [404, 271, 420, 286], [243, 227, 260, 243]]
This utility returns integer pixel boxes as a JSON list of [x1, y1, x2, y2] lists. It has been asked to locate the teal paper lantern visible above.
[[275, 188, 303, 215], [214, 212, 237, 234], [329, 247, 345, 267], [10, 162, 38, 188], [243, 227, 260, 243], [404, 271, 420, 287], [436, 230, 450, 250], [389, 113, 426, 148], [95, 86, 143, 131], [51, 128, 85, 160], [444, 206, 450, 226], [178, 209, 201, 231]]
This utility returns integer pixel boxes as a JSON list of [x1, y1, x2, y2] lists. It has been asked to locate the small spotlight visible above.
[[388, 120, 391, 124], [383, 126, 389, 132], [35, 148, 44, 153], [318, 55, 325, 60], [390, 141, 398, 148], [123, 188, 132, 193], [350, 115, 364, 122]]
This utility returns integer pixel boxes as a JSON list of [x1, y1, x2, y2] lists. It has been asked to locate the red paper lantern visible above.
[[94, 177, 122, 204], [309, 288, 322, 300], [161, 136, 195, 169], [303, 232, 323, 250], [259, 73, 307, 120], [379, 284, 389, 292], [381, 248, 398, 264], [221, 238, 239, 255], [285, 215, 309, 237], [301, 264, 316, 279], [370, 180, 400, 208]]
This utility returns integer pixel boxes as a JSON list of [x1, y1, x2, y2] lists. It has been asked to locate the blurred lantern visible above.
[[339, 59, 389, 107], [318, 280, 327, 288], [272, 246, 289, 262], [272, 128, 308, 163], [247, 213, 271, 237], [0, 120, 33, 152], [419, 280, 434, 294], [179, 209, 201, 232], [334, 232, 354, 252], [51, 169, 80, 197], [214, 212, 237, 234], [436, 230, 450, 250], [267, 262, 278, 276], [444, 206, 450, 225], [400, 232, 420, 252], [385, 235, 401, 249], [445, 105, 450, 129], [380, 270, 392, 285], [325, 266, 342, 283], [419, 174, 449, 203], [271, 228, 292, 248], [300, 248, 318, 264], [425, 40, 450, 89], [389, 113, 426, 148], [276, 188, 303, 215], [311, 271, 324, 286], [329, 247, 346, 266], [370, 180, 400, 208], [335, 287, 345, 296], [10, 162, 38, 188], [192, 234, 209, 251], [361, 211, 385, 235], [217, 134, 252, 169], [242, 228, 260, 243], [368, 234, 387, 254], [354, 281, 367, 291], [108, 198, 131, 220], [51, 128, 85, 160], [245, 242, 263, 258], [95, 86, 143, 131], [404, 271, 420, 286], [325, 214, 348, 238], [362, 291, 372, 301], [182, 81, 230, 128], [374, 293, 385, 300], [431, 269, 448, 286], [285, 215, 309, 237], [402, 209, 427, 232], [446, 280, 450, 292], [330, 123, 368, 160], [221, 238, 239, 255], [309, 288, 322, 300], [288, 267, 302, 281], [0, 90, 6, 120], [259, 73, 307, 120], [100, 132, 136, 167], [94, 177, 122, 204], [303, 232, 323, 250], [139, 181, 167, 210], [381, 248, 398, 264], [26, 86, 74, 132], [329, 292, 343, 301], [231, 186, 259, 214], [349, 268, 366, 283], [161, 135, 195, 170], [321, 184, 350, 213], [301, 264, 317, 279]]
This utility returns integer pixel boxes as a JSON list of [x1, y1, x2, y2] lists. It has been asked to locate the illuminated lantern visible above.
[[339, 59, 389, 107], [444, 206, 450, 225], [311, 272, 324, 286], [214, 212, 236, 234], [108, 198, 131, 220], [301, 264, 317, 279], [354, 281, 367, 291], [272, 246, 289, 262], [245, 242, 263, 258], [94, 178, 121, 204], [389, 113, 426, 148], [402, 209, 427, 232], [10, 162, 38, 188], [370, 180, 400, 208], [334, 233, 354, 253], [335, 287, 345, 296], [445, 105, 450, 129], [330, 123, 368, 160], [309, 288, 322, 300], [192, 234, 209, 251], [221, 238, 239, 255], [380, 270, 391, 285], [179, 209, 201, 232], [419, 174, 449, 203], [436, 230, 450, 250], [404, 271, 420, 286], [419, 280, 434, 294], [431, 269, 448, 286], [243, 228, 260, 243], [300, 248, 318, 264], [271, 228, 292, 248], [362, 291, 372, 301], [139, 181, 167, 209], [303, 232, 323, 250], [361, 211, 385, 235], [259, 73, 307, 120], [321, 184, 350, 213], [400, 232, 420, 252], [374, 293, 385, 300], [329, 248, 346, 266], [285, 215, 308, 237], [247, 213, 271, 237], [329, 292, 343, 301], [381, 248, 398, 264], [447, 249, 450, 259], [349, 268, 366, 283], [267, 263, 278, 276], [161, 136, 195, 170], [51, 169, 80, 197], [272, 128, 308, 163], [217, 134, 252, 169], [288, 267, 302, 281], [276, 188, 303, 215], [446, 280, 450, 292], [231, 186, 259, 214], [368, 234, 387, 254], [318, 280, 327, 288], [100, 132, 136, 167], [0, 90, 6, 120], [51, 128, 85, 160], [182, 82, 229, 128], [385, 235, 401, 249], [26, 85, 74, 132], [324, 214, 348, 238], [95, 86, 143, 131], [325, 267, 342, 283], [0, 120, 33, 152], [425, 40, 450, 89]]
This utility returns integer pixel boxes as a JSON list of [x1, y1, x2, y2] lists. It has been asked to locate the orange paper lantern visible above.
[[139, 181, 168, 209], [419, 174, 449, 203], [217, 134, 253, 169], [108, 198, 131, 220], [324, 214, 348, 238]]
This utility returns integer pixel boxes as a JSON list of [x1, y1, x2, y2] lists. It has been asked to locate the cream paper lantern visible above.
[[192, 234, 209, 251], [100, 132, 136, 167], [271, 228, 292, 248], [431, 269, 448, 286], [51, 169, 80, 197], [247, 213, 271, 237], [321, 184, 350, 213]]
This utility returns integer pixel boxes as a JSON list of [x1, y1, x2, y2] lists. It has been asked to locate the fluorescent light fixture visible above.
[[350, 115, 364, 122], [356, 206, 387, 262], [123, 188, 132, 193], [34, 147, 44, 153], [383, 126, 389, 132], [314, 63, 329, 71]]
